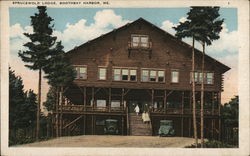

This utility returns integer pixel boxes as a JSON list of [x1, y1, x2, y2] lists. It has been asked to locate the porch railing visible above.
[[58, 105, 124, 112], [58, 105, 219, 115]]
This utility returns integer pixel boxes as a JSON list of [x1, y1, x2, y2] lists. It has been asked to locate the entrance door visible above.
[[128, 100, 150, 114]]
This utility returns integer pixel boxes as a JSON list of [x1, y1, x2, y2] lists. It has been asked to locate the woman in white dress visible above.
[[134, 104, 140, 115]]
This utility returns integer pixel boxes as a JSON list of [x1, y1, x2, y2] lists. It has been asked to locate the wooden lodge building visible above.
[[53, 18, 230, 139]]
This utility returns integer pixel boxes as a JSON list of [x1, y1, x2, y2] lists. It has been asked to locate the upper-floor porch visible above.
[[55, 86, 221, 116]]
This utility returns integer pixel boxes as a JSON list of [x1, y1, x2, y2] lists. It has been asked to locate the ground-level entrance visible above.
[[53, 86, 221, 140]]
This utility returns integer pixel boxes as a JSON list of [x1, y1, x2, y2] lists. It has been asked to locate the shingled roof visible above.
[[66, 18, 230, 73]]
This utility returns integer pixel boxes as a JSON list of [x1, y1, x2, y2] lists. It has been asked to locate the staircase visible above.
[[129, 113, 152, 136]]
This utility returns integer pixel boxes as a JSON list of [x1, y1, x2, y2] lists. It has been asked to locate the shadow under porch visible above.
[[52, 86, 221, 138]]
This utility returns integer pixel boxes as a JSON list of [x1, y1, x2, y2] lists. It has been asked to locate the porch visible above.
[[57, 86, 221, 116]]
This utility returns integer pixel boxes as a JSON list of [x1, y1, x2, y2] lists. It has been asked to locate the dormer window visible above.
[[131, 35, 149, 48]]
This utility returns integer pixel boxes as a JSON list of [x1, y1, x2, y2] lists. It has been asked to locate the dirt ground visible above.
[[19, 135, 197, 148]]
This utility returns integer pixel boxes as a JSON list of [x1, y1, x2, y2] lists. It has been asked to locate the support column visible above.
[[212, 119, 214, 139], [92, 115, 94, 135], [92, 87, 95, 110], [122, 116, 124, 135], [218, 92, 221, 141], [83, 115, 86, 135], [151, 89, 154, 111], [212, 92, 214, 115], [122, 88, 124, 111], [59, 114, 62, 137], [109, 88, 111, 112], [181, 91, 184, 137], [181, 91, 184, 114], [164, 90, 167, 114], [84, 87, 86, 111], [181, 117, 184, 137], [189, 117, 191, 137]]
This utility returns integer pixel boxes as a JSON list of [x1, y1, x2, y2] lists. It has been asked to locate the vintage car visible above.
[[158, 120, 175, 137], [104, 119, 119, 135]]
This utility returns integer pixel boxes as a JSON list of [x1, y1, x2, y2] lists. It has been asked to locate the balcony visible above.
[[57, 105, 219, 115]]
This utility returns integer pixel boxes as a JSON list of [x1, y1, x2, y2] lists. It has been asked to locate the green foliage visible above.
[[44, 41, 75, 87], [9, 68, 38, 145], [9, 68, 26, 129], [222, 96, 239, 127], [173, 7, 224, 45], [43, 87, 57, 112], [18, 6, 57, 71], [9, 68, 37, 129], [185, 140, 235, 148]]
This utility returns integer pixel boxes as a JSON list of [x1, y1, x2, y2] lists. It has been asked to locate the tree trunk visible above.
[[192, 37, 198, 147], [201, 42, 205, 147], [56, 86, 59, 137], [36, 69, 42, 141]]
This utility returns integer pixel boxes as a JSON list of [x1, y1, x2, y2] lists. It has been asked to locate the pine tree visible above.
[[9, 68, 26, 131], [9, 68, 37, 144], [173, 9, 200, 147], [174, 7, 224, 147], [190, 7, 223, 147], [18, 6, 57, 141], [44, 41, 75, 88], [43, 87, 56, 112], [43, 41, 75, 137]]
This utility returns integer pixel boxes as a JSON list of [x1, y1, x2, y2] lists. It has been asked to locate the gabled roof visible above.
[[67, 18, 230, 73]]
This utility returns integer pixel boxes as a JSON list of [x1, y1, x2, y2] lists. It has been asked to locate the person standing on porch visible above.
[[134, 104, 140, 115]]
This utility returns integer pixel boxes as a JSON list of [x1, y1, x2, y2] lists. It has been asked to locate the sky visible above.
[[9, 7, 238, 111]]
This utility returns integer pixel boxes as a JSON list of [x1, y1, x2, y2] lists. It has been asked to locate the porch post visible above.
[[92, 87, 94, 110], [164, 90, 167, 114], [122, 116, 124, 135], [151, 89, 154, 111], [218, 92, 221, 141], [182, 91, 184, 114], [84, 87, 86, 111], [212, 118, 214, 139], [122, 88, 124, 110], [83, 115, 86, 135], [109, 88, 111, 112], [92, 115, 94, 135], [181, 91, 184, 137], [189, 117, 191, 137]]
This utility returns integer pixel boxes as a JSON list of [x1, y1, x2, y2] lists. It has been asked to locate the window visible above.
[[206, 73, 214, 84], [191, 71, 214, 84], [140, 36, 149, 48], [122, 69, 129, 81], [74, 66, 87, 79], [96, 100, 106, 107], [142, 70, 149, 82], [150, 70, 157, 82], [132, 36, 140, 47], [114, 69, 121, 81], [98, 67, 107, 80], [171, 70, 179, 83], [131, 35, 149, 48], [130, 69, 137, 81], [111, 101, 121, 107], [158, 71, 165, 82], [113, 68, 137, 81], [141, 69, 165, 82]]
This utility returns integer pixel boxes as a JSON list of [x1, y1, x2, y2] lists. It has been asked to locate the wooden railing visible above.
[[58, 105, 219, 115], [58, 105, 124, 112], [151, 108, 219, 115]]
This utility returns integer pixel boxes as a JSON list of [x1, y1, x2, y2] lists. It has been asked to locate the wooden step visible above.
[[129, 114, 152, 136]]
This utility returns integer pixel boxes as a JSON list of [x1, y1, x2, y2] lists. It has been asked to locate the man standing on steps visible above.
[[134, 104, 140, 115]]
